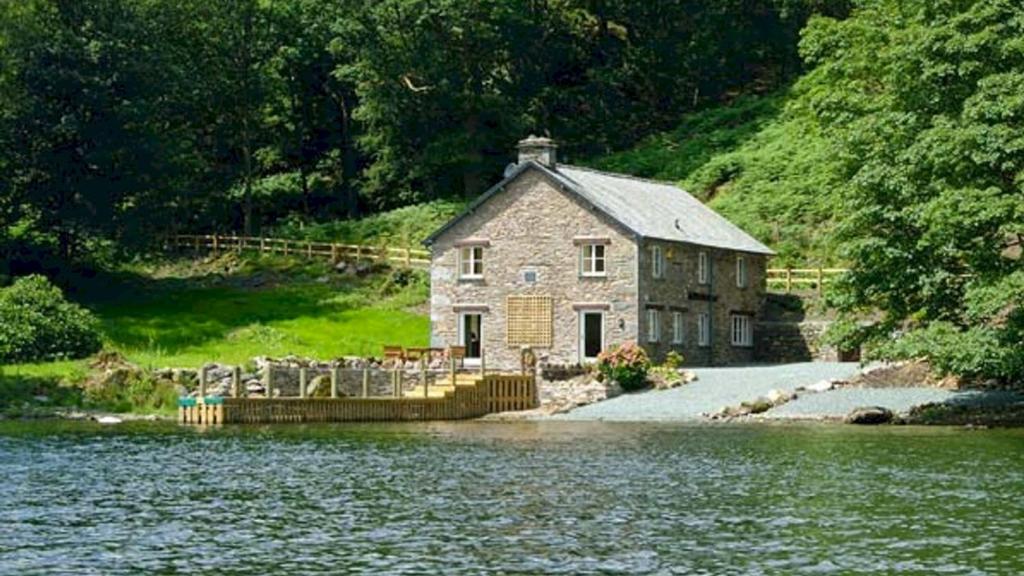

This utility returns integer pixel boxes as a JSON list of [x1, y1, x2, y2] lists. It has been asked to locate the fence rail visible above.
[[168, 233, 430, 269], [766, 267, 848, 295]]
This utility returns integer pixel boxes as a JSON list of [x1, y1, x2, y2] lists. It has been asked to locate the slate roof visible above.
[[425, 161, 775, 256]]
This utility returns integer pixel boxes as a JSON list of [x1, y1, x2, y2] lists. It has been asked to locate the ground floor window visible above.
[[646, 309, 660, 343], [698, 313, 710, 347], [672, 312, 684, 344], [731, 314, 753, 347]]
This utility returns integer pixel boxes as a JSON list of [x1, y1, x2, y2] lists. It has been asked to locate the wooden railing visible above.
[[766, 268, 848, 295], [179, 369, 538, 425], [168, 234, 430, 269]]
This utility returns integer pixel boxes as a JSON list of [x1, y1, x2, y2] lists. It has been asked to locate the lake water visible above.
[[1, 421, 1022, 575]]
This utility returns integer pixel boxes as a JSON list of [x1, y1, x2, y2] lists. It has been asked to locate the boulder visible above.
[[804, 379, 835, 393], [765, 388, 795, 405], [845, 406, 894, 425]]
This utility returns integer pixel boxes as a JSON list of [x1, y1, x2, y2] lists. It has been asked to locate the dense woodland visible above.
[[0, 0, 1021, 382]]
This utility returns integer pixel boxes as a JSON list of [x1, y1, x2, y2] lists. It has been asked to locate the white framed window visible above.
[[736, 255, 748, 288], [459, 246, 484, 279], [731, 315, 753, 347], [672, 312, 684, 344], [698, 313, 710, 347], [651, 245, 664, 279], [698, 251, 709, 284], [580, 243, 606, 277], [646, 309, 661, 343]]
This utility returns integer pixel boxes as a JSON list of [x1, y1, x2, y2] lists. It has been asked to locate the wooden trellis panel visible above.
[[506, 295, 553, 347]]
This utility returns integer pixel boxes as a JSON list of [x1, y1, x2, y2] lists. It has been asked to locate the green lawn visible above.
[[4, 254, 430, 386]]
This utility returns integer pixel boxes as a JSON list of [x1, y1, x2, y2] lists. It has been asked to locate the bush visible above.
[[664, 350, 685, 369], [596, 342, 651, 391], [0, 275, 102, 362]]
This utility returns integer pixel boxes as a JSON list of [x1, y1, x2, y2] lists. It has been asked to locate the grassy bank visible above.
[[1, 253, 430, 416]]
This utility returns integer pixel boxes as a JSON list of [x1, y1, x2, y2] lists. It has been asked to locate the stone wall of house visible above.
[[429, 169, 639, 370], [638, 238, 767, 365], [754, 321, 853, 363]]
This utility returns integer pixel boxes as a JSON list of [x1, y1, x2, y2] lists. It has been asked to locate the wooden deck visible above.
[[179, 373, 537, 425]]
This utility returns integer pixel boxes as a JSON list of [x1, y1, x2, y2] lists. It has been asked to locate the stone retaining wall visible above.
[[755, 321, 859, 363]]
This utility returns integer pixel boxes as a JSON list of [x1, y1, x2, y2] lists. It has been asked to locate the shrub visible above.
[[596, 342, 651, 391], [664, 350, 685, 369], [0, 275, 102, 362]]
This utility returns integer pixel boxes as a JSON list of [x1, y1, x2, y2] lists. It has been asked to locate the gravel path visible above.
[[556, 362, 860, 422]]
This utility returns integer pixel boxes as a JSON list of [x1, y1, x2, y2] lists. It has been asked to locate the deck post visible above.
[[198, 365, 208, 398], [299, 367, 308, 399], [330, 368, 339, 399], [421, 359, 428, 399], [264, 365, 273, 398], [392, 369, 400, 398], [231, 366, 241, 398], [362, 368, 370, 398], [449, 356, 457, 385]]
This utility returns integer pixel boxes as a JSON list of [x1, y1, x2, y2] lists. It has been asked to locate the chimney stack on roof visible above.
[[516, 135, 557, 168]]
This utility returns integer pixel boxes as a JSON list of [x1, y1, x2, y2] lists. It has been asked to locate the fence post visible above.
[[194, 236, 200, 255], [198, 366, 208, 398], [212, 235, 219, 254], [299, 367, 308, 399], [817, 267, 823, 296], [231, 366, 241, 398], [331, 244, 339, 264], [392, 369, 401, 398], [405, 248, 411, 268], [786, 268, 793, 294], [260, 237, 266, 254], [264, 365, 273, 399], [362, 368, 369, 398], [421, 358, 428, 399], [236, 235, 242, 254], [330, 367, 339, 399], [307, 242, 313, 258]]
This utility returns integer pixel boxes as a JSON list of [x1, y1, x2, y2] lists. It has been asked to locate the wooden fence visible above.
[[179, 371, 538, 425], [766, 268, 848, 295], [168, 234, 430, 269]]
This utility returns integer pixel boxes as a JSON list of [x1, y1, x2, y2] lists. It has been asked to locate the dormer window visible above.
[[579, 242, 607, 277], [459, 246, 484, 279]]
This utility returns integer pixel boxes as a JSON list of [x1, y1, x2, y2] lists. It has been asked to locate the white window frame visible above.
[[672, 311, 684, 344], [578, 310, 605, 364], [459, 246, 484, 279], [698, 313, 710, 347], [646, 309, 661, 343], [651, 245, 664, 279], [736, 255, 748, 288], [580, 243, 607, 277], [731, 315, 753, 348], [698, 251, 709, 285]]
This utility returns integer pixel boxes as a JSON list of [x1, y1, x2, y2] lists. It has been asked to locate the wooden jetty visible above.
[[178, 372, 537, 425]]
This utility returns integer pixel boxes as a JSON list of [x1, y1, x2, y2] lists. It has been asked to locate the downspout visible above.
[[707, 252, 714, 366]]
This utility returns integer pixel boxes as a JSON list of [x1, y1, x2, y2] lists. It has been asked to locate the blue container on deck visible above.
[[178, 397, 196, 407], [203, 396, 224, 405]]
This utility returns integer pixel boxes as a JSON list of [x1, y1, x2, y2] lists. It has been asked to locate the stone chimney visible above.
[[516, 135, 558, 168]]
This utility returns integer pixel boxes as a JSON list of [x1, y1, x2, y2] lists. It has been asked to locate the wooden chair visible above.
[[448, 346, 466, 369]]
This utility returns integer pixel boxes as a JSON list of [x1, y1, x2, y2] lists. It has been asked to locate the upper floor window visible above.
[[736, 255, 748, 288], [651, 245, 665, 279], [672, 312, 684, 344], [647, 309, 661, 343], [459, 246, 484, 279], [731, 315, 753, 347], [580, 243, 606, 277], [698, 251, 709, 285]]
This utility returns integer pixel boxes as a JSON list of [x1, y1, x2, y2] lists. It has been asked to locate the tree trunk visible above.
[[334, 90, 360, 218]]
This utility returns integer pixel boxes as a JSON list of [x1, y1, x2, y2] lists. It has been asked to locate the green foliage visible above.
[[596, 342, 651, 392], [663, 350, 685, 370], [82, 368, 178, 414], [0, 275, 102, 362], [270, 200, 466, 247], [801, 0, 1024, 383]]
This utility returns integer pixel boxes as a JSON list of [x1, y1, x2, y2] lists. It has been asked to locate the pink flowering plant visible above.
[[596, 342, 651, 391]]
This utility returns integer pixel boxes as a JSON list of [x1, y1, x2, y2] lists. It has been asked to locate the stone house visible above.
[[424, 136, 774, 371]]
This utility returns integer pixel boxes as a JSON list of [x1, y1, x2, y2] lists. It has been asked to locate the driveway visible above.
[[556, 362, 860, 422]]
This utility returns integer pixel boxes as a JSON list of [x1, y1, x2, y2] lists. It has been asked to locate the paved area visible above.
[[556, 362, 860, 422]]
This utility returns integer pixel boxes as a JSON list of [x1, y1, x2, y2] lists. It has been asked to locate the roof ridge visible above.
[[556, 163, 685, 189]]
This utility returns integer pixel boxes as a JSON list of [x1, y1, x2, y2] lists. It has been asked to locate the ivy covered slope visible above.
[[591, 86, 845, 267]]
